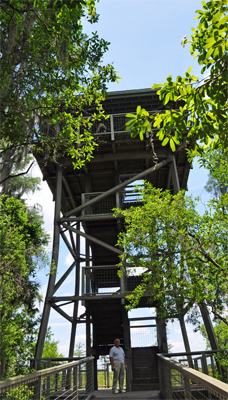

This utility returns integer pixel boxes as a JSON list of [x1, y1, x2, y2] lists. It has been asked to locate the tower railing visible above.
[[158, 352, 228, 400], [0, 357, 94, 400], [81, 189, 143, 217]]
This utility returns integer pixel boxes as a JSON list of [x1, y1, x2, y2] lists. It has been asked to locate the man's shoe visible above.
[[113, 389, 119, 394], [120, 389, 126, 393]]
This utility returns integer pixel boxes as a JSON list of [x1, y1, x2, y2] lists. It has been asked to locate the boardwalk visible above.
[[93, 389, 162, 399]]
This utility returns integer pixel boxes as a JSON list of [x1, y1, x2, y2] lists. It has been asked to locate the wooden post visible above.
[[35, 166, 62, 363], [73, 366, 78, 400], [199, 303, 219, 350], [179, 317, 194, 368], [169, 154, 180, 193], [121, 307, 132, 391], [46, 359, 51, 399], [183, 376, 192, 400], [156, 318, 168, 353], [69, 222, 81, 359], [34, 376, 42, 400]]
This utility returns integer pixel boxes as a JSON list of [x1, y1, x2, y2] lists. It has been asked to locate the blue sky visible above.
[[28, 0, 211, 356]]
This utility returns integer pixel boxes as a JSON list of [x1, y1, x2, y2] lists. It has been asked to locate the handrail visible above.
[[0, 357, 93, 391], [158, 354, 228, 400]]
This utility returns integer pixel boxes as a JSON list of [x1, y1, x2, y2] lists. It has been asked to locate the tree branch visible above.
[[0, 161, 35, 185]]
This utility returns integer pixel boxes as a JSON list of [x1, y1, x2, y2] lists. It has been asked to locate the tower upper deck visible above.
[[36, 88, 191, 212]]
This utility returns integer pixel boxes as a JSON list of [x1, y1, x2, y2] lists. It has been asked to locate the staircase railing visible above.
[[158, 353, 228, 400], [0, 357, 94, 400]]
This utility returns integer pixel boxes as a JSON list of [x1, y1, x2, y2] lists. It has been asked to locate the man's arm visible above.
[[110, 356, 115, 371]]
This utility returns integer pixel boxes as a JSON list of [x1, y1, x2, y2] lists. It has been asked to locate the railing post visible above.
[[107, 363, 109, 388], [110, 115, 115, 141], [183, 376, 192, 400], [46, 359, 51, 400], [73, 365, 78, 400], [34, 376, 42, 400], [82, 266, 85, 297], [62, 369, 66, 389], [165, 366, 172, 400], [55, 372, 58, 392], [201, 352, 209, 375], [194, 358, 198, 371]]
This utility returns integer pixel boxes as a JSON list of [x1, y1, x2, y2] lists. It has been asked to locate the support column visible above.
[[68, 222, 81, 358], [170, 156, 194, 366], [169, 154, 180, 193], [156, 318, 168, 353], [86, 306, 91, 356], [35, 166, 62, 362], [121, 308, 132, 391], [199, 303, 219, 350], [179, 317, 193, 368]]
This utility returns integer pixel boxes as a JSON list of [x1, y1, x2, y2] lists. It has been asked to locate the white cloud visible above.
[[65, 253, 74, 266]]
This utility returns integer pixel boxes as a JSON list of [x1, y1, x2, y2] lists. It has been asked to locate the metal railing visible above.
[[81, 189, 142, 216], [81, 265, 148, 296], [158, 353, 228, 400], [0, 357, 94, 400]]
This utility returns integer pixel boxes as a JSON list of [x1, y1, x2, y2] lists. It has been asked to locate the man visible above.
[[109, 338, 127, 394]]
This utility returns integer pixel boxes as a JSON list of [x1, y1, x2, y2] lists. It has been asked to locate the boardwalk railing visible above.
[[0, 357, 94, 400], [158, 353, 228, 400]]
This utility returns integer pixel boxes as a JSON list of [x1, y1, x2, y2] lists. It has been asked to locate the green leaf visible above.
[[212, 11, 223, 24], [169, 138, 176, 151], [164, 93, 170, 105], [161, 137, 169, 146], [136, 105, 141, 115], [126, 113, 136, 118], [152, 84, 162, 89], [139, 130, 144, 140]]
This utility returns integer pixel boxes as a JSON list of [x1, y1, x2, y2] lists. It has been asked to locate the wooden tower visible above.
[[35, 88, 197, 390]]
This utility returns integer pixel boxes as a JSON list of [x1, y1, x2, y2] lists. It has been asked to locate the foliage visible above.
[[125, 0, 228, 158], [0, 147, 41, 198], [42, 327, 64, 359], [200, 320, 228, 379], [0, 0, 119, 169], [114, 183, 228, 324], [74, 342, 85, 357], [0, 196, 49, 379], [200, 148, 228, 199]]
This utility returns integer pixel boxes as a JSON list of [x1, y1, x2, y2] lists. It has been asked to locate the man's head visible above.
[[114, 338, 120, 347]]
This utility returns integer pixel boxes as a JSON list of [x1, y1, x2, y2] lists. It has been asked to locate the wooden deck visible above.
[[93, 389, 162, 399]]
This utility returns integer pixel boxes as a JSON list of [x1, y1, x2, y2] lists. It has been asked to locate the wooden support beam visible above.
[[35, 166, 63, 360], [179, 317, 194, 368], [170, 154, 180, 194], [199, 303, 219, 350], [60, 229, 77, 260], [62, 222, 123, 255], [54, 261, 76, 294], [62, 175, 77, 209], [69, 222, 81, 358], [51, 303, 73, 323], [156, 318, 168, 353], [59, 214, 119, 223], [121, 308, 132, 392], [64, 159, 168, 217]]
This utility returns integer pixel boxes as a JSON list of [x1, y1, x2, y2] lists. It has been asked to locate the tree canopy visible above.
[[0, 0, 118, 169], [125, 0, 228, 158], [114, 183, 228, 325], [0, 196, 49, 378], [200, 320, 228, 380]]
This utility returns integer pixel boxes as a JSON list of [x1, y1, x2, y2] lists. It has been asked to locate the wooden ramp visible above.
[[93, 389, 162, 399]]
